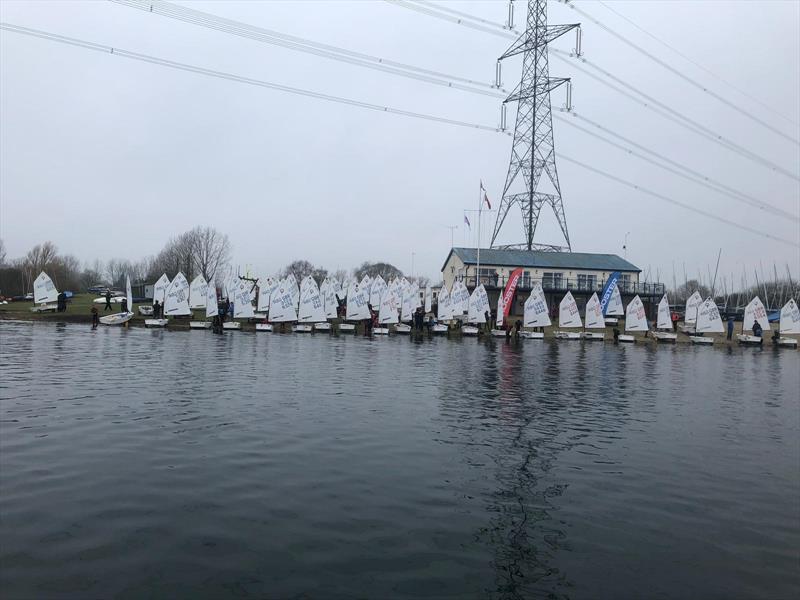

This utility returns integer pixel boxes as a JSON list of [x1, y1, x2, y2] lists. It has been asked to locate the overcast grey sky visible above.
[[1, 0, 798, 286]]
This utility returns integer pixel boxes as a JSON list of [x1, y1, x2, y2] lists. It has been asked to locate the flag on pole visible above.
[[480, 180, 485, 192], [464, 214, 471, 228], [484, 193, 491, 210]]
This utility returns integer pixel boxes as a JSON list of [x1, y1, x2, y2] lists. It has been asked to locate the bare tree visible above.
[[331, 268, 348, 284], [354, 261, 403, 282], [0, 239, 6, 266], [281, 260, 317, 284], [188, 226, 230, 282]]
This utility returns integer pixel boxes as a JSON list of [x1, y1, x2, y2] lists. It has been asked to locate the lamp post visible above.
[[623, 231, 631, 260]]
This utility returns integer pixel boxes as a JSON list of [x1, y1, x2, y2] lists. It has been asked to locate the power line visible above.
[[557, 153, 799, 248], [385, 0, 514, 37], [388, 0, 800, 181], [110, 0, 503, 97], [0, 22, 505, 134], [559, 0, 800, 146], [596, 0, 798, 127], [412, 0, 518, 33], [1, 22, 795, 248]]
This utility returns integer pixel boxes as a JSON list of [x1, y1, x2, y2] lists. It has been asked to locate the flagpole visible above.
[[476, 180, 481, 290]]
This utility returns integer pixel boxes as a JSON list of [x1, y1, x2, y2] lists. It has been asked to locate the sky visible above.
[[1, 0, 798, 288]]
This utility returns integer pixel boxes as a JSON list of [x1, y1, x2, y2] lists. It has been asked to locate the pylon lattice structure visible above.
[[490, 0, 578, 251]]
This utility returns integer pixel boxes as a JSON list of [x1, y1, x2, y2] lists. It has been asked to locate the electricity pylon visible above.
[[491, 0, 579, 251]]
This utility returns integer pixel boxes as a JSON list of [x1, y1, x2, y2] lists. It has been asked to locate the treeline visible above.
[[668, 278, 798, 309]]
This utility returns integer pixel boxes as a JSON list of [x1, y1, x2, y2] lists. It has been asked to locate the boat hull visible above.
[[374, 327, 389, 335], [222, 322, 241, 330], [144, 318, 168, 328], [689, 336, 713, 345], [736, 334, 763, 345], [777, 337, 798, 347], [582, 332, 605, 341], [490, 329, 507, 337], [617, 334, 636, 343], [314, 322, 332, 332], [554, 331, 581, 340], [339, 323, 356, 332], [462, 326, 480, 336], [255, 323, 273, 332], [653, 331, 677, 342], [138, 306, 154, 316], [604, 317, 619, 325], [99, 312, 133, 326], [30, 304, 58, 313], [678, 324, 696, 334], [432, 324, 448, 334], [189, 321, 211, 329], [520, 331, 544, 339], [395, 324, 412, 334], [293, 324, 313, 333]]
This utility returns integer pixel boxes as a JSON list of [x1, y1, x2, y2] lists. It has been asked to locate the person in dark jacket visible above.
[[153, 299, 161, 318], [752, 321, 763, 337], [727, 317, 735, 340], [121, 297, 128, 314], [104, 290, 113, 311], [91, 305, 99, 329]]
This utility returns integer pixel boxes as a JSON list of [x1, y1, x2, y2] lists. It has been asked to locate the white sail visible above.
[[369, 275, 387, 308], [779, 299, 800, 334], [152, 273, 170, 306], [450, 282, 469, 315], [424, 285, 432, 313], [164, 272, 191, 316], [684, 291, 703, 324], [323, 281, 338, 320], [346, 283, 371, 321], [497, 293, 505, 327], [269, 281, 298, 322], [401, 287, 415, 322], [414, 285, 422, 310], [126, 275, 133, 314], [189, 275, 207, 309], [585, 292, 604, 329], [33, 271, 58, 304], [334, 279, 345, 300], [558, 291, 582, 328], [298, 276, 325, 323], [233, 280, 255, 319], [437, 286, 451, 321], [257, 277, 276, 312], [606, 283, 624, 316], [379, 287, 399, 324], [656, 294, 672, 330], [467, 284, 490, 324], [285, 274, 300, 309], [696, 298, 724, 333], [205, 281, 218, 319], [360, 275, 372, 301], [625, 294, 648, 332], [524, 282, 551, 328], [743, 296, 771, 332]]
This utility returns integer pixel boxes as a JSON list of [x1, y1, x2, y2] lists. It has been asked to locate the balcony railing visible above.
[[461, 275, 665, 297]]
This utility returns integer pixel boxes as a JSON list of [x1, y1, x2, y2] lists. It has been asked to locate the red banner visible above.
[[501, 268, 523, 318]]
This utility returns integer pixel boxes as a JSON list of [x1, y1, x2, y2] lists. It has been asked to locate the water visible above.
[[1, 321, 798, 599]]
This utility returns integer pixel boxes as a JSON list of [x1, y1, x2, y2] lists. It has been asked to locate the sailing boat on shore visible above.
[[189, 275, 207, 310], [344, 282, 371, 333], [378, 284, 399, 332], [31, 271, 59, 312], [269, 279, 298, 331], [776, 299, 800, 347], [189, 280, 218, 329], [464, 284, 489, 336], [491, 293, 506, 337], [688, 297, 724, 345], [99, 275, 134, 326], [396, 283, 415, 334], [145, 273, 171, 327], [681, 291, 703, 333], [296, 276, 325, 332], [554, 291, 582, 339], [619, 294, 647, 343], [604, 283, 624, 325], [737, 296, 770, 345], [582, 292, 605, 340], [522, 282, 549, 339], [433, 285, 451, 334], [228, 278, 254, 329], [653, 294, 677, 342]]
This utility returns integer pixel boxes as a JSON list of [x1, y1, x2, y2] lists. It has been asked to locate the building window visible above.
[[478, 268, 497, 286], [521, 270, 532, 288], [542, 272, 563, 289], [577, 274, 597, 290], [620, 274, 631, 292]]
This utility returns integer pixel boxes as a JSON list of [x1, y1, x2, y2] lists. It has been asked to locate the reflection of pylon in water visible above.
[[491, 0, 580, 251]]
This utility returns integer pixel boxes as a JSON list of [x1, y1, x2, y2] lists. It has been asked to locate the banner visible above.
[[599, 271, 621, 316], [501, 268, 523, 318]]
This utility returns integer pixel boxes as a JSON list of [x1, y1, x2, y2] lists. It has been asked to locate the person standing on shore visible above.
[[91, 305, 99, 329], [153, 299, 161, 318], [727, 317, 735, 341], [104, 290, 112, 311]]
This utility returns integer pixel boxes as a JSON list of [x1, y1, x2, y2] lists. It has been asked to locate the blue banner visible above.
[[599, 271, 621, 316]]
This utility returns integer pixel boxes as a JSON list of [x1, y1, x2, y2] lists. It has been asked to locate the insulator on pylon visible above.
[[495, 61, 502, 88], [574, 27, 583, 58], [507, 0, 514, 29], [565, 81, 573, 112], [500, 104, 507, 131]]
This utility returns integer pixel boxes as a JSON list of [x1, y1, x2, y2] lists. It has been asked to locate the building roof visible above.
[[442, 248, 640, 273]]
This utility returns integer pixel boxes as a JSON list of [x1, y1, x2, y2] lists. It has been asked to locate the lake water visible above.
[[1, 321, 798, 599]]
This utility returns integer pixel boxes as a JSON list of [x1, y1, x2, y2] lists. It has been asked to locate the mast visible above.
[[476, 180, 481, 290]]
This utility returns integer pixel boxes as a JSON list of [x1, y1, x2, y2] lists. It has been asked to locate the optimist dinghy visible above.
[[604, 283, 624, 325], [776, 299, 799, 347], [554, 292, 582, 339], [491, 293, 507, 337], [463, 284, 490, 336], [680, 291, 703, 334], [145, 273, 170, 327], [619, 295, 648, 343], [521, 282, 549, 339], [31, 271, 59, 312], [99, 275, 134, 326], [737, 296, 769, 345], [653, 294, 677, 342], [191, 280, 218, 329], [582, 293, 605, 340], [689, 298, 723, 345]]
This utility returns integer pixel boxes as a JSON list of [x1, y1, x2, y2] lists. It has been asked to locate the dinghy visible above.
[[343, 282, 370, 333], [582, 292, 605, 340], [165, 272, 191, 326], [267, 279, 297, 331], [491, 294, 506, 337], [688, 297, 723, 345], [396, 283, 415, 334], [189, 275, 208, 310], [296, 276, 325, 332], [776, 299, 799, 347], [31, 271, 58, 312], [377, 282, 399, 334], [554, 291, 582, 339], [604, 283, 624, 325], [424, 284, 432, 315], [99, 275, 134, 326], [653, 294, 677, 342], [680, 291, 703, 334], [145, 273, 170, 327], [464, 284, 490, 336], [737, 296, 769, 345], [191, 280, 218, 329], [255, 277, 279, 331], [433, 285, 451, 334], [620, 294, 647, 342], [522, 282, 549, 339], [314, 278, 337, 332]]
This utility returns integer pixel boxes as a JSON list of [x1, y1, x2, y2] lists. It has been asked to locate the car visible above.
[[88, 285, 109, 294]]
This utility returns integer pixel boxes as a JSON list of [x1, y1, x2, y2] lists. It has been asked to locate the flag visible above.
[[480, 179, 485, 192], [501, 268, 523, 319], [464, 214, 471, 228], [484, 193, 491, 210], [599, 271, 621, 316]]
